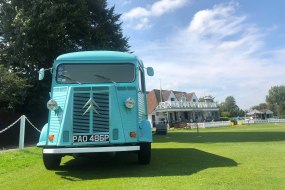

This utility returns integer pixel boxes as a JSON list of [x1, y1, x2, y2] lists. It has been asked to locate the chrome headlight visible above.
[[47, 99, 58, 111], [125, 97, 135, 109]]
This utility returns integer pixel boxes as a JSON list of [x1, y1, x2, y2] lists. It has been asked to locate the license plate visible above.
[[73, 134, 109, 143]]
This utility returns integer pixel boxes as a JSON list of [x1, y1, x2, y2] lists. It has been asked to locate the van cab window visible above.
[[56, 63, 135, 84]]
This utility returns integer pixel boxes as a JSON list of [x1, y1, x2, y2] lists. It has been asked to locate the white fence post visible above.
[[19, 115, 26, 150]]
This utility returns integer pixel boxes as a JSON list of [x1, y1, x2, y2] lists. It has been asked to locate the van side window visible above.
[[138, 67, 145, 92]]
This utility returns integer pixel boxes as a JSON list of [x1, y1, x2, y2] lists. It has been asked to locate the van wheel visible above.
[[43, 154, 61, 170], [138, 143, 151, 165]]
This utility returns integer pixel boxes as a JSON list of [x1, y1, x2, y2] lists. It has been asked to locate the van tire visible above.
[[43, 154, 61, 170], [138, 143, 151, 165]]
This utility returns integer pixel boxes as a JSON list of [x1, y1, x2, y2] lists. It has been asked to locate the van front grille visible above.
[[73, 89, 109, 134]]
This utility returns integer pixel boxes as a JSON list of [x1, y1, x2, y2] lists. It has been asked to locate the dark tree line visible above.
[[0, 0, 129, 113]]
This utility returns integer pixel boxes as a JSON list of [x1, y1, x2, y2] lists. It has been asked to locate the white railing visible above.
[[186, 119, 285, 129], [184, 121, 229, 129], [203, 121, 230, 128], [267, 118, 285, 123], [188, 121, 230, 128], [238, 119, 285, 124], [157, 101, 218, 110]]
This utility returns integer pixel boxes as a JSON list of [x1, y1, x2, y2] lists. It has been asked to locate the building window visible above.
[[171, 98, 175, 101], [193, 99, 196, 102]]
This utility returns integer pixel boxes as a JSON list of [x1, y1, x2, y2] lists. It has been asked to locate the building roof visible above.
[[146, 90, 160, 114], [162, 90, 171, 102], [185, 93, 194, 101], [147, 89, 196, 114], [260, 109, 274, 114], [247, 109, 274, 115], [175, 92, 184, 101], [247, 109, 263, 115]]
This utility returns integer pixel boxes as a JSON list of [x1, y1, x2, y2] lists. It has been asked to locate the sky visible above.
[[107, 0, 285, 109]]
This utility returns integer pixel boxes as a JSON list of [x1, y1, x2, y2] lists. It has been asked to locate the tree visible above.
[[219, 96, 241, 117], [0, 0, 129, 73], [238, 109, 245, 117], [266, 86, 285, 117], [251, 103, 268, 110], [0, 0, 130, 112], [0, 65, 29, 111]]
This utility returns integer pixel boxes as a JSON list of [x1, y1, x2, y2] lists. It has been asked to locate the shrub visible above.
[[219, 117, 229, 121]]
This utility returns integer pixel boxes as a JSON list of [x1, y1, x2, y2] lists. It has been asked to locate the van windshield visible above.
[[56, 63, 135, 84]]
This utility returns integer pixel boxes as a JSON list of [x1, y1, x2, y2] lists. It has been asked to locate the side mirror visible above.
[[146, 67, 154, 76], [39, 68, 45, 80]]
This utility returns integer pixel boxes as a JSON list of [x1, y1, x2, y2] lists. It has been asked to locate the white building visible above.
[[147, 89, 220, 127]]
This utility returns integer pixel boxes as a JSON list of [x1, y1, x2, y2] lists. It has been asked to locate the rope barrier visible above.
[[0, 115, 41, 134], [0, 116, 21, 134], [25, 116, 41, 133], [0, 115, 42, 150]]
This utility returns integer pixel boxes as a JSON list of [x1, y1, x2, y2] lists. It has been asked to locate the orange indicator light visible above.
[[130, 132, 136, 138], [48, 135, 54, 141]]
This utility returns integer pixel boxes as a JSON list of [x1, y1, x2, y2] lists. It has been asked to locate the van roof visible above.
[[56, 51, 138, 62]]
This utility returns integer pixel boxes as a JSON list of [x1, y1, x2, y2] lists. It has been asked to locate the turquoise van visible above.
[[37, 51, 154, 169]]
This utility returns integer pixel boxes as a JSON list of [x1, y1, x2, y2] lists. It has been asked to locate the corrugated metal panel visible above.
[[138, 92, 146, 123], [92, 92, 109, 132], [49, 87, 68, 134], [73, 93, 90, 133]]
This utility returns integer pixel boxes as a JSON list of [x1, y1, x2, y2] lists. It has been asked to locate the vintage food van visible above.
[[37, 51, 154, 169]]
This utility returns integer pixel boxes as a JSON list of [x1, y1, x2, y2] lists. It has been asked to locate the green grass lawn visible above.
[[1, 123, 285, 190]]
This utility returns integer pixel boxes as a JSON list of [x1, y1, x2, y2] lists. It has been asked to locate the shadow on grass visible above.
[[55, 148, 237, 180], [154, 131, 285, 143]]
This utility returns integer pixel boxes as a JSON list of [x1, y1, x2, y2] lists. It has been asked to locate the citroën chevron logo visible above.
[[82, 98, 100, 116]]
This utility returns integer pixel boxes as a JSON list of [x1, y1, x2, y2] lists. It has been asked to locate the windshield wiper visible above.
[[94, 74, 116, 84], [60, 75, 81, 84]]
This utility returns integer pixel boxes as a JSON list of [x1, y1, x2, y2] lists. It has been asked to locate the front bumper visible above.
[[43, 146, 140, 154]]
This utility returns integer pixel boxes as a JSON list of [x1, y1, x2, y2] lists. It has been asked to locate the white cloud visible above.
[[151, 0, 187, 16], [134, 17, 152, 30], [122, 0, 188, 30], [189, 3, 241, 35], [136, 3, 285, 109], [123, 7, 150, 19], [186, 3, 263, 55]]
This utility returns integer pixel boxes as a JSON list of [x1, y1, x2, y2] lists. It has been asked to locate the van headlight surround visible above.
[[47, 99, 58, 111], [125, 97, 135, 109]]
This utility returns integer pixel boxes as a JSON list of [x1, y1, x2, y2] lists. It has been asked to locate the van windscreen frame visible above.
[[56, 63, 135, 84]]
